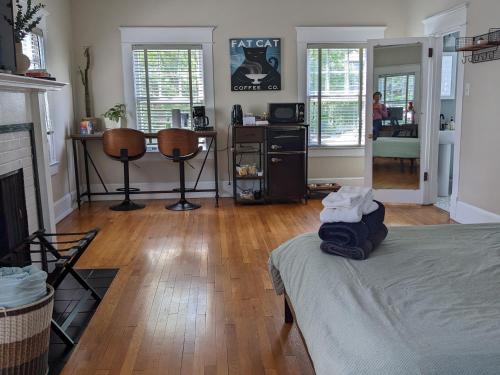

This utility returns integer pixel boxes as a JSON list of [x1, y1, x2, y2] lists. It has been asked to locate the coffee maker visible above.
[[192, 106, 211, 131], [231, 104, 243, 125]]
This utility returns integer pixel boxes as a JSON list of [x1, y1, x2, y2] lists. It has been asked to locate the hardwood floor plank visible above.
[[58, 198, 451, 375]]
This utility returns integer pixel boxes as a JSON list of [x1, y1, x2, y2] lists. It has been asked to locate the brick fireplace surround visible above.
[[0, 73, 67, 233]]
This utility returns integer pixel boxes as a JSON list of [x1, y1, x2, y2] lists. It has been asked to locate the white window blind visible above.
[[377, 73, 416, 123], [132, 45, 205, 134], [307, 46, 366, 146], [21, 28, 45, 70]]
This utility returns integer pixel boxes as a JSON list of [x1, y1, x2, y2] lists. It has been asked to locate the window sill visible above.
[[308, 146, 365, 158]]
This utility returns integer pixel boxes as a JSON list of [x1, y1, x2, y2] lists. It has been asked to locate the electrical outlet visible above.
[[465, 83, 471, 97]]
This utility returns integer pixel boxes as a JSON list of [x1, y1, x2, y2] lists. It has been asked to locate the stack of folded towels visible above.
[[318, 186, 388, 260]]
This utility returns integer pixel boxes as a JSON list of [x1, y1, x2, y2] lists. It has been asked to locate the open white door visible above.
[[364, 37, 441, 204]]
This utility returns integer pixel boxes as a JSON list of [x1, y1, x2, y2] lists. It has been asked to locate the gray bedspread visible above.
[[268, 224, 500, 375]]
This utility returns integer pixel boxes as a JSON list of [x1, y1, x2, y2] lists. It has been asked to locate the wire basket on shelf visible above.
[[456, 28, 500, 63]]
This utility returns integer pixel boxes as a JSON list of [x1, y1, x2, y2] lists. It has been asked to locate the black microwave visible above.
[[268, 103, 305, 124]]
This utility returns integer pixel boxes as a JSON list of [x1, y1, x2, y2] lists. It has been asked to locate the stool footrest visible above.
[[116, 187, 140, 192]]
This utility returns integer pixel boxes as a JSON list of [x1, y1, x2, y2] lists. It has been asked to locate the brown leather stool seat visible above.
[[103, 128, 146, 211], [157, 129, 202, 211]]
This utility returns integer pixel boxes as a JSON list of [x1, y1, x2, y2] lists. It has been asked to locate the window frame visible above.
[[306, 44, 366, 147], [120, 27, 215, 134], [296, 26, 386, 154], [131, 44, 205, 134]]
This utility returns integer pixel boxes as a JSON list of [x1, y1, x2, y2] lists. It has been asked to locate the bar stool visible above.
[[157, 129, 202, 211], [103, 128, 146, 211]]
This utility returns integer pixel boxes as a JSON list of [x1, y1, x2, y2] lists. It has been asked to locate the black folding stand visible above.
[[28, 229, 101, 347]]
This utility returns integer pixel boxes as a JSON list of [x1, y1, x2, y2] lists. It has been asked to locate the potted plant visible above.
[[103, 104, 127, 129], [6, 0, 45, 74]]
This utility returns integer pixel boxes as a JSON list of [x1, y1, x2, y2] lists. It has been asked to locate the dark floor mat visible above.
[[48, 268, 118, 375]]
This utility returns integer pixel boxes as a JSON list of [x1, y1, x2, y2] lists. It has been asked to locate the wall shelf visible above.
[[456, 28, 500, 64]]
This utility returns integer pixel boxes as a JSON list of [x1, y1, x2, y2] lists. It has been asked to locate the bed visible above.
[[373, 137, 420, 159], [268, 224, 500, 375]]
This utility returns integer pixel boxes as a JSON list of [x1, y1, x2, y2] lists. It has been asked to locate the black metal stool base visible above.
[[110, 200, 145, 211], [166, 199, 201, 211]]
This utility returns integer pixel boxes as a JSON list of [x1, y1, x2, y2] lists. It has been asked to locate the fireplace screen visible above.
[[0, 169, 31, 267]]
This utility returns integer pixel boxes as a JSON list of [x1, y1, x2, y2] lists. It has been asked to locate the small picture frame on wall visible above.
[[230, 38, 281, 92]]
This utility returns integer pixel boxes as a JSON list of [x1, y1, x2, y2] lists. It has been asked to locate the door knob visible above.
[[271, 158, 282, 163], [367, 134, 373, 139], [270, 144, 282, 150]]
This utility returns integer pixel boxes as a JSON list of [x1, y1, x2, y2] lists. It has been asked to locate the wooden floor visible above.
[[58, 198, 451, 375], [373, 158, 420, 190]]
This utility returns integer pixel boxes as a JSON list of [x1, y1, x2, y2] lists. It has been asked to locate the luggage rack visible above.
[[455, 28, 500, 63], [28, 228, 101, 347]]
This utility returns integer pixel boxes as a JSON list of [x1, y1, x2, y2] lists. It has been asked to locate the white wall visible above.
[[68, 0, 410, 189], [408, 0, 500, 216], [43, 0, 75, 203], [374, 44, 421, 67]]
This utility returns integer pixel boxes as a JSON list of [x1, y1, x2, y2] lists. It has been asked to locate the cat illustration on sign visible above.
[[230, 38, 281, 91]]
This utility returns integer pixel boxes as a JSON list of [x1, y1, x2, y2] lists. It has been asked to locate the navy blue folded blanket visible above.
[[319, 201, 388, 260]]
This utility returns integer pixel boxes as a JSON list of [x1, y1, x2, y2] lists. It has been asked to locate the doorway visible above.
[[422, 4, 467, 218], [435, 32, 460, 212]]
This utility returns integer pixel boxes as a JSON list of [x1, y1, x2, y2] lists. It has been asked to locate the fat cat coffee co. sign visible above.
[[230, 38, 281, 91]]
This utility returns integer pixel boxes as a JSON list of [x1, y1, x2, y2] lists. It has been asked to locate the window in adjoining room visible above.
[[307, 45, 366, 147], [377, 72, 416, 123], [132, 45, 205, 135]]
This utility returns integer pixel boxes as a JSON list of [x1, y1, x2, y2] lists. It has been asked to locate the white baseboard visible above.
[[54, 191, 77, 223], [453, 200, 500, 224], [66, 177, 363, 206], [308, 177, 364, 186]]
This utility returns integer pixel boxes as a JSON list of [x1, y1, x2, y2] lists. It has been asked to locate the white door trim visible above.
[[422, 5, 467, 218]]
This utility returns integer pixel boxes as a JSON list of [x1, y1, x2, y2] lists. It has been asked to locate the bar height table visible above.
[[70, 130, 219, 208]]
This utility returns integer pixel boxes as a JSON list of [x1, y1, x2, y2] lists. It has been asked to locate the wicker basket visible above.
[[0, 285, 54, 375]]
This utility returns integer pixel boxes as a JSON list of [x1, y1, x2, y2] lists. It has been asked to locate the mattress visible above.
[[268, 224, 500, 375], [373, 137, 420, 158]]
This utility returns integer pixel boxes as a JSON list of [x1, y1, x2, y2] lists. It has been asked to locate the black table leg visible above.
[[82, 140, 91, 203], [72, 139, 81, 209], [213, 135, 219, 207]]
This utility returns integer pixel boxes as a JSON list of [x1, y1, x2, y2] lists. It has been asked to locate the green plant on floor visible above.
[[103, 104, 127, 122], [6, 0, 46, 43]]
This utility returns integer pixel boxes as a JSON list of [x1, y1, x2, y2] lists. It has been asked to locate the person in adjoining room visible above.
[[372, 91, 388, 140]]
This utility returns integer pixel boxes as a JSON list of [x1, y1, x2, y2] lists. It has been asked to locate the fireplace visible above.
[[0, 123, 44, 267], [0, 169, 31, 266]]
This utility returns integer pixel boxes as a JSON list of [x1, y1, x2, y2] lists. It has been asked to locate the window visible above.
[[43, 93, 57, 168], [132, 45, 205, 134], [307, 45, 366, 147], [21, 28, 46, 70], [377, 72, 416, 123], [440, 52, 457, 99]]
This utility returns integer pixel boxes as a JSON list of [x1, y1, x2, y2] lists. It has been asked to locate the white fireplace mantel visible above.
[[0, 73, 67, 232], [0, 73, 67, 92]]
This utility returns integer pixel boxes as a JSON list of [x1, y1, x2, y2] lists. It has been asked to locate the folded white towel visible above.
[[339, 186, 377, 214], [339, 185, 372, 196], [322, 186, 374, 209], [322, 192, 363, 209], [363, 200, 379, 215], [320, 201, 379, 223], [320, 205, 363, 223]]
